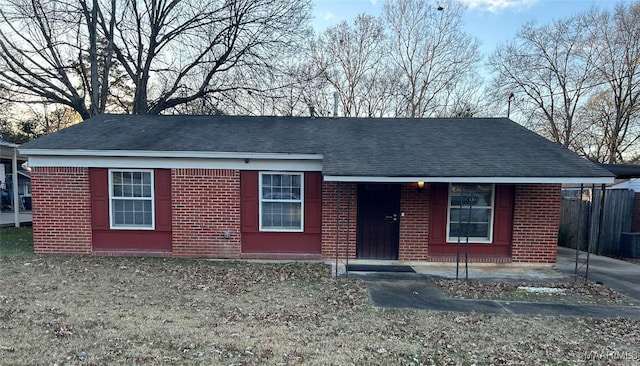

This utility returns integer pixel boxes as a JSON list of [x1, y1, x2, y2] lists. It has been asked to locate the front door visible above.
[[356, 184, 400, 259]]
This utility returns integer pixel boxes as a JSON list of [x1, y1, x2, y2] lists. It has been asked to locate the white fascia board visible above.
[[19, 148, 323, 161], [0, 141, 19, 148], [323, 175, 615, 184], [28, 155, 322, 172]]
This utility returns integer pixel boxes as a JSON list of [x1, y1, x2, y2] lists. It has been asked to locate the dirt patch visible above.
[[433, 279, 639, 306], [1, 256, 640, 365]]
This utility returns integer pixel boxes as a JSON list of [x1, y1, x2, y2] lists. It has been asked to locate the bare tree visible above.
[[312, 14, 391, 117], [383, 0, 480, 117], [576, 90, 640, 163], [488, 15, 596, 148], [0, 0, 311, 118], [581, 3, 640, 163], [0, 0, 111, 118]]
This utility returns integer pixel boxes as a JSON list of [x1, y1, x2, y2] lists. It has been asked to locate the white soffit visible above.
[[27, 155, 323, 172], [19, 149, 322, 160]]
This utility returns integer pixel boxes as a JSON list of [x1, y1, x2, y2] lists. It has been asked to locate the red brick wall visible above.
[[632, 192, 640, 232], [31, 167, 92, 254], [399, 183, 429, 260], [171, 169, 241, 258], [511, 184, 561, 263], [321, 182, 357, 260]]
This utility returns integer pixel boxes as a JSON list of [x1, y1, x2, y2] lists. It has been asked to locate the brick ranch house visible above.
[[19, 115, 614, 264]]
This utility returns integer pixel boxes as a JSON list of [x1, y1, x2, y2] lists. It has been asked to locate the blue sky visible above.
[[312, 0, 622, 57]]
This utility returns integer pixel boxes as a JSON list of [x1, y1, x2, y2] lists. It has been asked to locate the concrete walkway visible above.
[[343, 249, 640, 318], [365, 279, 640, 318]]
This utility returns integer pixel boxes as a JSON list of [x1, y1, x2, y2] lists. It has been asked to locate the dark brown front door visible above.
[[356, 184, 400, 259]]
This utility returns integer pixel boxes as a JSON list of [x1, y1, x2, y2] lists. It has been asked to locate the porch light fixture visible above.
[[417, 181, 425, 191]]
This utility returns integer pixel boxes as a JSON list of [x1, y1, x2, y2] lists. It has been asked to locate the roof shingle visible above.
[[19, 114, 612, 179]]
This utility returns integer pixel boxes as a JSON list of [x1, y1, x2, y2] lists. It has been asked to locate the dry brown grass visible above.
[[1, 255, 639, 365]]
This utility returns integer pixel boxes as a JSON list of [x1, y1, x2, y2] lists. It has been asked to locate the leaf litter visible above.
[[0, 255, 638, 365]]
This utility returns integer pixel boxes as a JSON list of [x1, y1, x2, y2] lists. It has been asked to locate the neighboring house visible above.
[[0, 139, 29, 210], [19, 115, 614, 263]]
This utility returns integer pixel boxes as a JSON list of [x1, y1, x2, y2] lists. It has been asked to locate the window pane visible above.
[[113, 185, 123, 197], [124, 211, 133, 224], [114, 210, 124, 225], [272, 174, 281, 186], [469, 223, 489, 238], [451, 208, 490, 223], [132, 172, 142, 184], [111, 198, 153, 227], [123, 184, 132, 197], [450, 184, 493, 207], [112, 172, 122, 184], [114, 200, 123, 211], [142, 185, 151, 197], [133, 201, 142, 211], [122, 172, 132, 184], [143, 211, 152, 225], [282, 174, 291, 186], [470, 208, 490, 223], [262, 202, 301, 230], [474, 187, 492, 206], [262, 187, 271, 198], [450, 223, 489, 239]]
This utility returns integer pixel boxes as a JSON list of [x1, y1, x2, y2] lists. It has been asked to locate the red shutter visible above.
[[154, 169, 172, 232], [304, 172, 321, 234], [429, 183, 448, 245], [90, 168, 110, 231], [240, 171, 259, 232], [493, 184, 514, 246]]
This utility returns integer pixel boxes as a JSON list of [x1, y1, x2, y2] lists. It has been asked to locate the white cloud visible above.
[[459, 0, 538, 13], [370, 0, 378, 5], [322, 11, 335, 21]]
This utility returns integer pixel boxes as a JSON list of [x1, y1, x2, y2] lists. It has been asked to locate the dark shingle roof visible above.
[[20, 114, 612, 179], [600, 164, 640, 179]]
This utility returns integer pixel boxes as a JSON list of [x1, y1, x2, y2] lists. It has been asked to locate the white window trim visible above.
[[446, 183, 495, 244], [259, 171, 304, 232], [108, 169, 155, 230]]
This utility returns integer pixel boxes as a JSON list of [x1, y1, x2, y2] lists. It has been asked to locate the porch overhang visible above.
[[322, 175, 615, 184]]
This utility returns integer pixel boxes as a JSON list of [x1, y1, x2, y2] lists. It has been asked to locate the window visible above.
[[259, 172, 303, 231], [447, 184, 494, 243], [109, 170, 154, 229]]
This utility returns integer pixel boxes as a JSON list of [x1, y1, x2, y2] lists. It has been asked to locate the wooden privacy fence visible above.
[[559, 188, 635, 256]]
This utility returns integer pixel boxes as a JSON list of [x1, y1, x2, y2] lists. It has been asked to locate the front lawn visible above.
[[0, 255, 638, 365], [0, 227, 34, 258]]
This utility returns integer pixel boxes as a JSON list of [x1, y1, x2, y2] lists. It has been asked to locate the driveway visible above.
[[555, 246, 640, 301]]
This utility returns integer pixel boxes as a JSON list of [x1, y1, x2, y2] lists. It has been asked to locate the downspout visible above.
[[346, 185, 351, 279], [12, 146, 19, 228], [335, 183, 341, 278]]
